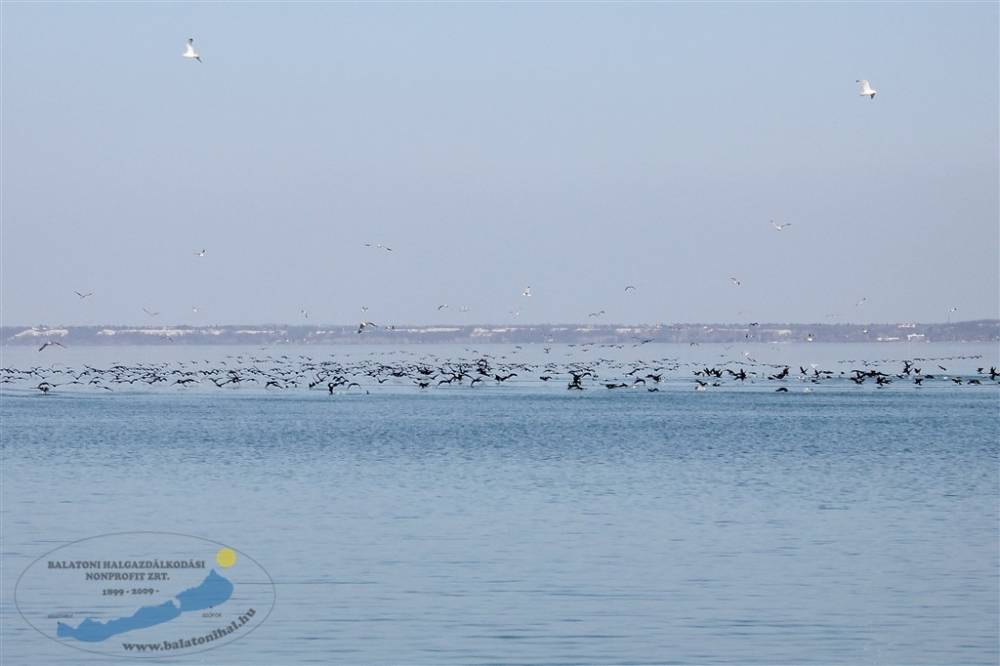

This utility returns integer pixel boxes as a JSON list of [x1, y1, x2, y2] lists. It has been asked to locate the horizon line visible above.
[[3, 319, 997, 329]]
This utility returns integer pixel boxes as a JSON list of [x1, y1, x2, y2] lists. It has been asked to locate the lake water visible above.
[[2, 343, 998, 664]]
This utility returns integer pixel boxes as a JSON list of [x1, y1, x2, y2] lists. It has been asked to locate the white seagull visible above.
[[770, 220, 792, 231], [74, 290, 94, 299], [521, 286, 532, 297], [856, 79, 876, 100], [730, 277, 742, 287], [194, 249, 206, 257], [183, 38, 202, 63]]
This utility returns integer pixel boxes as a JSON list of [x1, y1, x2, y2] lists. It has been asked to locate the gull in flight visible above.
[[521, 286, 532, 297], [357, 320, 378, 334], [855, 297, 868, 307], [194, 249, 207, 257], [856, 79, 876, 100], [730, 277, 742, 287], [770, 220, 792, 231], [624, 285, 637, 293], [74, 290, 94, 299], [437, 304, 449, 311], [300, 309, 309, 319], [183, 38, 202, 63], [364, 243, 392, 252], [588, 310, 606, 318], [143, 307, 160, 317], [38, 341, 66, 352]]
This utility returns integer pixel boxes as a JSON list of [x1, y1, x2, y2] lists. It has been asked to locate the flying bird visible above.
[[357, 320, 378, 334], [521, 286, 532, 297], [729, 277, 742, 287], [364, 243, 392, 252], [142, 307, 160, 317], [38, 341, 65, 352], [770, 220, 792, 231], [587, 310, 605, 318], [194, 249, 206, 257], [183, 38, 202, 63], [437, 304, 449, 311], [855, 297, 868, 307], [624, 285, 637, 293], [856, 79, 876, 100], [74, 291, 94, 299]]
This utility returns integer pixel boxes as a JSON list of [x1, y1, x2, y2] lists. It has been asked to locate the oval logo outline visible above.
[[14, 531, 276, 659]]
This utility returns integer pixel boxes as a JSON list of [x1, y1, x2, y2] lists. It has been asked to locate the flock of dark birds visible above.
[[3, 348, 996, 396]]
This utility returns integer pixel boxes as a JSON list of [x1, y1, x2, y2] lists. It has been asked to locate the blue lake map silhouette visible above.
[[56, 569, 233, 642]]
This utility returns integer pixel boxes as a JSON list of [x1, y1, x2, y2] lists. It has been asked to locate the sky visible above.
[[2, 1, 997, 327]]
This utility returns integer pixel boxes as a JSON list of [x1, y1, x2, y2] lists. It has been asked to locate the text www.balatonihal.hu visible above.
[[121, 608, 256, 652]]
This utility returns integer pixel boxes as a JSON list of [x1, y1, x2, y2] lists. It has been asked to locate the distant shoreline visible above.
[[3, 321, 998, 346]]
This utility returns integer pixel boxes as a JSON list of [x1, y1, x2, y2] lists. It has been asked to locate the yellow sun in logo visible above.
[[215, 547, 237, 568]]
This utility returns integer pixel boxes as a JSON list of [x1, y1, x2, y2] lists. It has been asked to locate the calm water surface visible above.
[[2, 344, 998, 664]]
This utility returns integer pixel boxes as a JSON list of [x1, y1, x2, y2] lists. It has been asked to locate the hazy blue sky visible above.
[[2, 1, 997, 327]]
